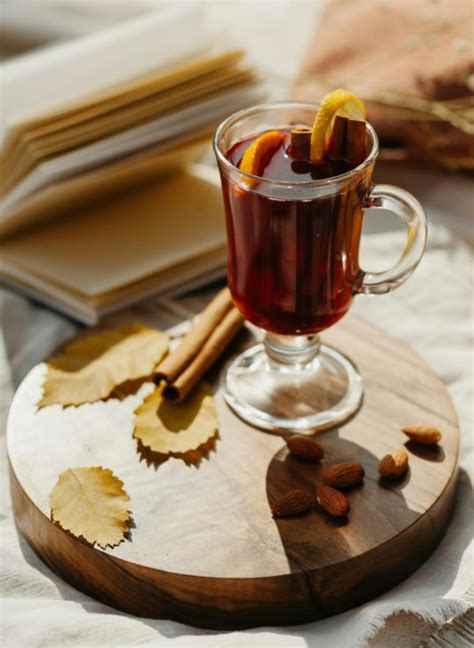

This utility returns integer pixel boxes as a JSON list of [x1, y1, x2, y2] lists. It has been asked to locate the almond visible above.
[[316, 485, 350, 518], [379, 448, 409, 479], [271, 489, 313, 518], [322, 461, 364, 488], [287, 435, 324, 462], [402, 423, 442, 445]]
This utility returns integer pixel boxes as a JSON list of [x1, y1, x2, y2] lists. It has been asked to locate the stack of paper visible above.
[[0, 5, 263, 323]]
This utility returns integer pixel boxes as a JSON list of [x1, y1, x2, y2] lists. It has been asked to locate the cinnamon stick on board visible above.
[[154, 287, 233, 384], [154, 287, 244, 402], [163, 307, 243, 403]]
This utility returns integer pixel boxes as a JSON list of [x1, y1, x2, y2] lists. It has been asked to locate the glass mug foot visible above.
[[223, 334, 363, 432]]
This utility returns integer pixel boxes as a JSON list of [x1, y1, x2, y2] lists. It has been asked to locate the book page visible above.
[[0, 249, 225, 325], [3, 82, 261, 214], [0, 4, 209, 140], [0, 135, 210, 238], [1, 50, 249, 187], [0, 165, 226, 297]]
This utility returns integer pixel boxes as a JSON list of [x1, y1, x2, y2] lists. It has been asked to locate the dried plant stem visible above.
[[285, 67, 474, 134]]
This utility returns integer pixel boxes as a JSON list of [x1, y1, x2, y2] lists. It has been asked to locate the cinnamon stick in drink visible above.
[[346, 119, 367, 165], [329, 115, 348, 158], [289, 127, 311, 159], [154, 287, 235, 385]]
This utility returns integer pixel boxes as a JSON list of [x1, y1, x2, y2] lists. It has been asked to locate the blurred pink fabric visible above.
[[293, 0, 473, 170]]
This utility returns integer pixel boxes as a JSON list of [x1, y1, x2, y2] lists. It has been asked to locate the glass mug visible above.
[[213, 102, 427, 431]]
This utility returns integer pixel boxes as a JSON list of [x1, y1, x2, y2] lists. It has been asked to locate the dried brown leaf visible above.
[[49, 467, 131, 549], [40, 324, 168, 407], [133, 382, 218, 458]]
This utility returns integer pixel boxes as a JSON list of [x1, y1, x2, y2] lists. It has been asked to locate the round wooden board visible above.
[[8, 315, 459, 629]]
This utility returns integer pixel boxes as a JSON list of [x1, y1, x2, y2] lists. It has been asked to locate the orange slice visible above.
[[310, 89, 366, 162], [240, 130, 285, 176]]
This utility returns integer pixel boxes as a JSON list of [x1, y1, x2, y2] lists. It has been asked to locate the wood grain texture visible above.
[[7, 315, 459, 628]]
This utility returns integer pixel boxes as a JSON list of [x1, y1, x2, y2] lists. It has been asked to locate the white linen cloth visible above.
[[1, 191, 473, 647]]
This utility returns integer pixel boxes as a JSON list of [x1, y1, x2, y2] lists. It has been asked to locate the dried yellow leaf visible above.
[[50, 467, 131, 549], [136, 432, 218, 469], [40, 324, 168, 407], [133, 382, 218, 457]]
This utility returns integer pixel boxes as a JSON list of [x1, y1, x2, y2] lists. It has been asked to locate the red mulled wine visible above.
[[220, 129, 371, 335]]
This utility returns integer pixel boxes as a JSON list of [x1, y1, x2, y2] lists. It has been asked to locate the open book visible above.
[[0, 5, 262, 322], [0, 164, 228, 324]]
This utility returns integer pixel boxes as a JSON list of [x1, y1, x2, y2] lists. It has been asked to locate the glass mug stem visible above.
[[264, 333, 321, 369]]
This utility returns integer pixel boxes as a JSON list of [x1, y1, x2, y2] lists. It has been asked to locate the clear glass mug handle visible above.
[[359, 184, 428, 295]]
